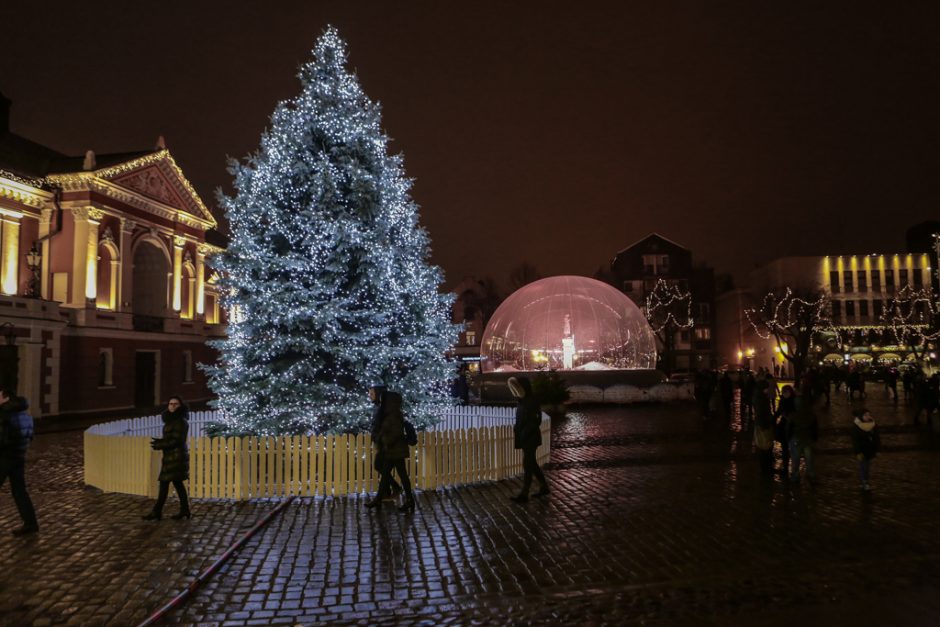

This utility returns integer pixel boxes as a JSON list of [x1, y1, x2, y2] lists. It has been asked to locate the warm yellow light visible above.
[[0, 217, 21, 295]]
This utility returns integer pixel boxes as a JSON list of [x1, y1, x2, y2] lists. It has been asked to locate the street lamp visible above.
[[25, 243, 41, 298]]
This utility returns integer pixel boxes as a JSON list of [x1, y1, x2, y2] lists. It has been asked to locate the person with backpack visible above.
[[508, 376, 549, 502], [0, 388, 38, 536], [850, 409, 881, 491], [366, 390, 415, 513]]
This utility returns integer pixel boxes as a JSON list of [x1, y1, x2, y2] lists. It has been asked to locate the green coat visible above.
[[153, 409, 189, 482]]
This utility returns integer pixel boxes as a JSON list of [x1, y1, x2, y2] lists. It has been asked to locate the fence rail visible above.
[[84, 407, 549, 500]]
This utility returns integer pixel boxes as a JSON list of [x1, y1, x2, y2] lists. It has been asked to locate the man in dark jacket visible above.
[[0, 388, 38, 535], [786, 393, 819, 484], [366, 390, 416, 513], [368, 384, 401, 501], [508, 376, 548, 502]]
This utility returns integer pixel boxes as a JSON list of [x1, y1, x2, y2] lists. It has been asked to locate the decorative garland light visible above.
[[644, 278, 694, 333]]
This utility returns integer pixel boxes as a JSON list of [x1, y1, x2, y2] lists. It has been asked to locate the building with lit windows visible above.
[[0, 93, 225, 418], [715, 250, 936, 376], [608, 233, 715, 371]]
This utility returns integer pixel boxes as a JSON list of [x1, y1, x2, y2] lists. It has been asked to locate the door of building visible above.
[[0, 345, 18, 392], [135, 351, 157, 409]]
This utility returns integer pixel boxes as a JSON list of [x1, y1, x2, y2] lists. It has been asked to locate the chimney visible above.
[[83, 150, 97, 171], [0, 92, 10, 133], [155, 135, 166, 150]]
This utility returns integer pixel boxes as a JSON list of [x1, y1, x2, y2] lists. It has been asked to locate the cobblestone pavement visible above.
[[1, 389, 939, 625]]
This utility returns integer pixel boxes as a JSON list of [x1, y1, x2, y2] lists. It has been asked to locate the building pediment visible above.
[[111, 164, 186, 209], [47, 150, 217, 230]]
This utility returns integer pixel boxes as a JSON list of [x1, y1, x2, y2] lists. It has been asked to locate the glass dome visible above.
[[480, 276, 657, 373]]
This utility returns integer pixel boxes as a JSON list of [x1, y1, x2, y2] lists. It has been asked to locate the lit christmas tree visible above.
[[204, 27, 459, 435]]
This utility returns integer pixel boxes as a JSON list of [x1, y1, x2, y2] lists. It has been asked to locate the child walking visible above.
[[850, 409, 880, 491]]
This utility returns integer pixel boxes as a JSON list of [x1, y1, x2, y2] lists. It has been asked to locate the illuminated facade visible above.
[[480, 276, 657, 373], [715, 252, 936, 374], [0, 93, 225, 417]]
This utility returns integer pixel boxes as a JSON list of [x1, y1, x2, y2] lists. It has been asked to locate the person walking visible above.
[[368, 384, 401, 502], [787, 392, 819, 484], [740, 370, 755, 422], [774, 384, 797, 476], [850, 409, 881, 491], [752, 380, 775, 476], [0, 388, 38, 536], [718, 371, 734, 420], [143, 396, 191, 521], [366, 390, 415, 513], [508, 376, 549, 502]]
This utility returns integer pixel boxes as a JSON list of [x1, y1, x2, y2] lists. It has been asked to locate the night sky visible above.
[[4, 2, 939, 289]]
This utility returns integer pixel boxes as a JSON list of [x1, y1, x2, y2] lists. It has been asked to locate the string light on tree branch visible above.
[[201, 26, 460, 436]]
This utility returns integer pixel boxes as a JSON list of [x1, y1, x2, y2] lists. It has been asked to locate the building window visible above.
[[694, 327, 711, 340], [857, 271, 867, 292], [914, 269, 923, 288], [843, 272, 854, 292], [831, 301, 841, 321], [183, 350, 193, 384], [697, 303, 710, 321], [680, 330, 690, 342], [885, 270, 895, 290], [642, 254, 669, 275], [859, 300, 869, 317], [845, 300, 855, 317], [873, 300, 883, 319], [623, 281, 633, 293], [98, 349, 113, 387], [465, 331, 476, 346], [899, 268, 908, 287], [871, 270, 881, 291], [829, 271, 840, 293]]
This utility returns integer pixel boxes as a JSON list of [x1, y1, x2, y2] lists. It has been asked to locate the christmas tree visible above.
[[204, 27, 459, 435]]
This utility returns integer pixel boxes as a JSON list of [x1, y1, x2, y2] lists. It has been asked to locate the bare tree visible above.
[[460, 276, 503, 329], [644, 279, 694, 374], [880, 285, 940, 369], [745, 287, 835, 381], [508, 262, 541, 292]]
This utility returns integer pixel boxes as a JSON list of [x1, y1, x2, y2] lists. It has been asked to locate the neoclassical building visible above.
[[0, 93, 225, 418]]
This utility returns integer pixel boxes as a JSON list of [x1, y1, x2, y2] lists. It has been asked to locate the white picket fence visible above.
[[84, 406, 550, 500]]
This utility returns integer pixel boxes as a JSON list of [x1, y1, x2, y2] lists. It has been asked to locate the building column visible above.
[[118, 218, 135, 312], [195, 246, 206, 319], [39, 208, 53, 300], [172, 236, 184, 313], [0, 208, 23, 295], [70, 207, 102, 307]]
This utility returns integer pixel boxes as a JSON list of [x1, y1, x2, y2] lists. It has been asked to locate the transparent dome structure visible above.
[[480, 276, 657, 373]]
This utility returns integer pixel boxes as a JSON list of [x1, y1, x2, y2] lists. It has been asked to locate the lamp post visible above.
[[25, 242, 41, 298]]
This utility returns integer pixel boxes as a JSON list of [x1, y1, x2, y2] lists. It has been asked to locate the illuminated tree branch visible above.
[[745, 287, 836, 380], [644, 278, 694, 373], [879, 285, 940, 366]]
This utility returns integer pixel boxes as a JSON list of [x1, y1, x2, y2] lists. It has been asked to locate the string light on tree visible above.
[[202, 27, 460, 436], [879, 285, 940, 366], [745, 287, 837, 379], [644, 278, 693, 373]]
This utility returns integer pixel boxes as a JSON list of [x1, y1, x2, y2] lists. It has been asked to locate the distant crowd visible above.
[[693, 364, 938, 491]]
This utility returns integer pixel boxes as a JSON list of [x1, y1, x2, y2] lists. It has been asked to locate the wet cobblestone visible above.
[[0, 393, 938, 625]]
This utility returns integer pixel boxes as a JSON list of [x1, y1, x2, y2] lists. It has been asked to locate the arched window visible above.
[[96, 241, 119, 310], [180, 262, 195, 319]]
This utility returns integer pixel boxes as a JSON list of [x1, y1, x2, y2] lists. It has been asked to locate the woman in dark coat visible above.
[[508, 376, 548, 502], [366, 391, 415, 513], [143, 396, 191, 520]]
